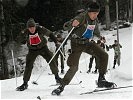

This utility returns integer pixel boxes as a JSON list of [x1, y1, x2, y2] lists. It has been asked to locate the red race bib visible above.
[[29, 33, 41, 45]]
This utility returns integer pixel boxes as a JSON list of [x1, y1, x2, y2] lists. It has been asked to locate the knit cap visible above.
[[87, 2, 100, 12], [27, 18, 36, 28]]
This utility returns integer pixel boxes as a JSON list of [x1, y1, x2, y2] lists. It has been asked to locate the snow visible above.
[[1, 25, 133, 100]]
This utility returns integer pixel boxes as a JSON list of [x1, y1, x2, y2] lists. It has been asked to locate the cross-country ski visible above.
[[80, 86, 133, 95]]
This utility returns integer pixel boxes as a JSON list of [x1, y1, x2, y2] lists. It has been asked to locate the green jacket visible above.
[[63, 11, 100, 38], [16, 25, 57, 50]]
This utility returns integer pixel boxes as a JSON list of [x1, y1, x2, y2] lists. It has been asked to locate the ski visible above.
[[49, 81, 82, 87], [80, 85, 133, 95]]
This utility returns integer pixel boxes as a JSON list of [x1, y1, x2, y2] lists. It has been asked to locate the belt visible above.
[[71, 38, 90, 44]]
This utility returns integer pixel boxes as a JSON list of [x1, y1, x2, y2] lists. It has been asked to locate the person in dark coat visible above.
[[52, 2, 116, 95], [16, 18, 61, 91], [54, 34, 66, 74], [100, 36, 109, 51]]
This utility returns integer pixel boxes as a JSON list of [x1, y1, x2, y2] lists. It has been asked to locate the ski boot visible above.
[[51, 84, 65, 95], [16, 83, 28, 91], [97, 74, 117, 88], [93, 69, 98, 74], [87, 68, 91, 73], [113, 66, 115, 69]]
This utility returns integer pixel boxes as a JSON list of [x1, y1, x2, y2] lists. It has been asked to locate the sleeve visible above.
[[119, 44, 122, 48], [63, 20, 73, 31], [39, 26, 58, 43], [73, 12, 86, 25], [39, 26, 53, 36], [93, 19, 101, 38], [49, 33, 58, 44], [63, 12, 86, 31]]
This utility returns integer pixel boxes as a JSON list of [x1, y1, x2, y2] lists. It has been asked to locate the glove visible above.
[[55, 42, 61, 48]]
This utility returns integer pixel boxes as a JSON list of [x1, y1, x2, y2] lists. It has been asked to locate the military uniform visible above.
[[16, 25, 59, 82], [62, 11, 108, 85], [52, 2, 116, 95]]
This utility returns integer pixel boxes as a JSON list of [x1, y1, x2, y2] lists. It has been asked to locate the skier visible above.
[[54, 34, 66, 74], [15, 18, 61, 91], [52, 2, 116, 95], [109, 40, 122, 68]]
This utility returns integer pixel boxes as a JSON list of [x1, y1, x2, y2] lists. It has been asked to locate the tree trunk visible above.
[[130, 0, 133, 22], [0, 0, 9, 80], [105, 4, 111, 30]]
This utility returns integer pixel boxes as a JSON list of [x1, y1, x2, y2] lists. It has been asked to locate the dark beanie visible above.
[[27, 18, 36, 28], [87, 2, 100, 12]]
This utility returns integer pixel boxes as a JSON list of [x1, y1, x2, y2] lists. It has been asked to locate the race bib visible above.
[[82, 25, 95, 39], [29, 33, 41, 45]]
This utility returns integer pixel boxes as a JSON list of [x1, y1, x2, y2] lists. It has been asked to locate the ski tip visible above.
[[32, 81, 38, 85]]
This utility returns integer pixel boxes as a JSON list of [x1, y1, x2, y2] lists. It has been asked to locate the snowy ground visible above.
[[1, 25, 133, 100]]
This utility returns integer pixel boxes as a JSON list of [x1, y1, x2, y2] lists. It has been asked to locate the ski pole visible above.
[[11, 49, 17, 87], [75, 75, 84, 88], [9, 17, 18, 87], [32, 27, 75, 85], [59, 49, 66, 60]]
